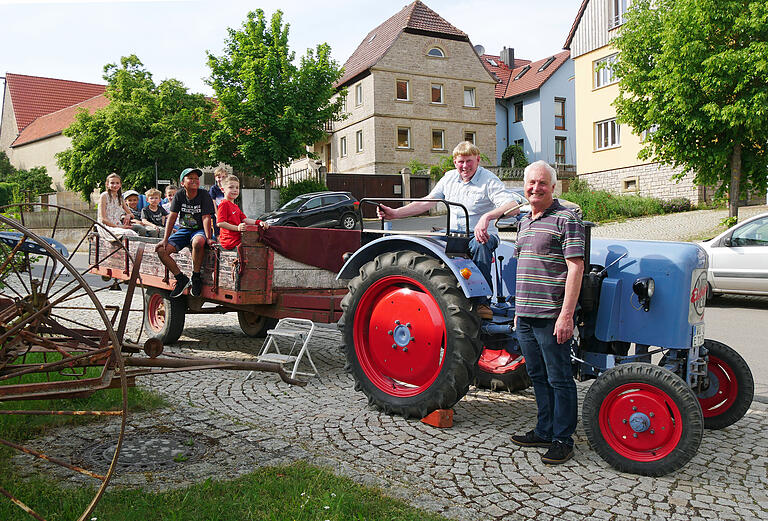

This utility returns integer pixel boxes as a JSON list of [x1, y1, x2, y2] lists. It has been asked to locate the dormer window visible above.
[[427, 47, 445, 58], [486, 58, 498, 67]]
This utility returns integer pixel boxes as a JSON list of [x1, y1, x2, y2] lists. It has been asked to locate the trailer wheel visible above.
[[144, 287, 186, 344], [339, 251, 481, 418], [583, 363, 703, 476], [238, 311, 277, 337], [698, 339, 754, 429]]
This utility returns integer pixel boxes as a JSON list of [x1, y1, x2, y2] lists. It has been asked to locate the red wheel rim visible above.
[[353, 275, 446, 397], [598, 383, 683, 462], [698, 355, 738, 418], [147, 293, 166, 332]]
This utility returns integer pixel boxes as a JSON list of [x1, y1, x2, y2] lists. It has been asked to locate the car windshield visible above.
[[278, 196, 311, 212]]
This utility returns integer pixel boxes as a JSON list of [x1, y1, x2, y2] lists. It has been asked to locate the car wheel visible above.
[[284, 221, 298, 227], [340, 213, 357, 230]]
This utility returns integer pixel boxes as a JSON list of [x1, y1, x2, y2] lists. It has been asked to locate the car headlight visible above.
[[265, 218, 280, 224]]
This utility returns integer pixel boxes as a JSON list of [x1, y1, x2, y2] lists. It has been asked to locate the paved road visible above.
[[17, 208, 767, 520]]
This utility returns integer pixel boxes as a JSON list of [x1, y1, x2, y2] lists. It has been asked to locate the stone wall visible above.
[[579, 162, 711, 203]]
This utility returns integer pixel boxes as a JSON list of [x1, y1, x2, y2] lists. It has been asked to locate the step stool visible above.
[[254, 318, 321, 380]]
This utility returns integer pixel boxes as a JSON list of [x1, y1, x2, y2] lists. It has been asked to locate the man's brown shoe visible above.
[[476, 304, 493, 320]]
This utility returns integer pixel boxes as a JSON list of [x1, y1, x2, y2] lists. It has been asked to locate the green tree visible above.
[[206, 9, 345, 211], [500, 145, 528, 169], [57, 55, 216, 199], [0, 151, 54, 197], [613, 0, 768, 220]]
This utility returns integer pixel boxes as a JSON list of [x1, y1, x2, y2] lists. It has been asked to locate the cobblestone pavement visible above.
[[23, 285, 764, 521]]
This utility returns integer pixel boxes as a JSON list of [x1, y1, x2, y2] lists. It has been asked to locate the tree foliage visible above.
[[613, 0, 768, 219], [57, 55, 216, 199], [206, 9, 345, 209], [500, 145, 528, 168], [0, 151, 54, 196]]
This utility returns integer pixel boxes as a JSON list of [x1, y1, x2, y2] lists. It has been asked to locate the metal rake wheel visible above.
[[0, 203, 144, 521]]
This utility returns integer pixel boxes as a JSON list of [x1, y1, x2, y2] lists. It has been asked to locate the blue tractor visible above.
[[337, 200, 754, 476]]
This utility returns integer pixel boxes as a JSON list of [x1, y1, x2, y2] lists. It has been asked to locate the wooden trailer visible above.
[[89, 226, 354, 344]]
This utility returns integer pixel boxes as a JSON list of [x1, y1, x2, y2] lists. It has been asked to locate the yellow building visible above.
[[564, 0, 709, 202]]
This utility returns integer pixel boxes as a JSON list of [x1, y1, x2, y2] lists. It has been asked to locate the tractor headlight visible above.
[[633, 277, 655, 312]]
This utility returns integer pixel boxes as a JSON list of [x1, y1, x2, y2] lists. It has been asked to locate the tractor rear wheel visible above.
[[698, 339, 754, 429], [583, 363, 703, 476], [339, 251, 481, 418]]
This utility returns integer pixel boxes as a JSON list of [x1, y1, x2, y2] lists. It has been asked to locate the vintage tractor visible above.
[[337, 199, 754, 476]]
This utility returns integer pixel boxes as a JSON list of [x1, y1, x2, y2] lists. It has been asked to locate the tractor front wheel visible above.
[[583, 363, 703, 476], [339, 251, 481, 418], [698, 339, 754, 429]]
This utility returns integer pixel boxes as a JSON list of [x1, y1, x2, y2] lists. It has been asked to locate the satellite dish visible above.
[[473, 44, 485, 55]]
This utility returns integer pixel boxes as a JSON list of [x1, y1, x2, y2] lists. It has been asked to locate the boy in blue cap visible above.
[[155, 168, 216, 298]]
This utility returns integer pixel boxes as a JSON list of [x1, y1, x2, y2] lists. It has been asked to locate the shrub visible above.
[[0, 182, 17, 207], [407, 159, 431, 175], [278, 179, 329, 206], [660, 197, 693, 213], [500, 145, 528, 168], [562, 189, 663, 223]]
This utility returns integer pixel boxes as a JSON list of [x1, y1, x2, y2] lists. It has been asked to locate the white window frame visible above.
[[355, 83, 363, 106], [595, 118, 620, 150], [340, 136, 347, 157], [341, 95, 347, 112], [355, 130, 363, 152], [594, 53, 619, 89], [464, 131, 476, 144], [427, 47, 444, 58], [555, 136, 567, 164], [431, 129, 445, 151], [463, 87, 476, 107], [397, 127, 411, 149], [431, 83, 443, 104], [610, 0, 628, 29], [396, 79, 410, 101]]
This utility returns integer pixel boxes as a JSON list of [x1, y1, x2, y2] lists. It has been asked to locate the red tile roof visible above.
[[564, 0, 590, 50], [480, 54, 532, 98], [12, 94, 109, 147], [336, 0, 468, 87], [5, 73, 105, 133], [481, 51, 570, 99]]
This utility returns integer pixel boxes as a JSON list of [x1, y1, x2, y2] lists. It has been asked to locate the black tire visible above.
[[284, 221, 298, 227], [339, 251, 481, 419], [237, 311, 277, 337], [698, 339, 754, 429], [340, 212, 357, 230], [143, 287, 186, 344], [475, 365, 531, 392], [583, 363, 703, 477]]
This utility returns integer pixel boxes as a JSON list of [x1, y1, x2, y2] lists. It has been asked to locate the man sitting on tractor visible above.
[[376, 141, 519, 320], [510, 160, 585, 465]]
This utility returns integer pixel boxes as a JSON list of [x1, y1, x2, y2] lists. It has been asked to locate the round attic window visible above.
[[427, 47, 445, 57]]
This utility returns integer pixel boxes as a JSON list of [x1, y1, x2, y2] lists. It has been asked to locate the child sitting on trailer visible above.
[[216, 175, 268, 250], [97, 173, 138, 241]]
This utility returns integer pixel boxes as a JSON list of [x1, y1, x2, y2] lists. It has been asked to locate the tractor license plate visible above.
[[692, 322, 705, 347]]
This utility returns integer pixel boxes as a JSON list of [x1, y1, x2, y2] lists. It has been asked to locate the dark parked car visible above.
[[497, 188, 582, 230], [260, 191, 361, 230]]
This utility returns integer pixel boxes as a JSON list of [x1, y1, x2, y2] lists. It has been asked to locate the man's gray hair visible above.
[[523, 160, 557, 185]]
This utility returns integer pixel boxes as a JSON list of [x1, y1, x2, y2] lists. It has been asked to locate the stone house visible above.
[[481, 48, 575, 167], [311, 0, 498, 174]]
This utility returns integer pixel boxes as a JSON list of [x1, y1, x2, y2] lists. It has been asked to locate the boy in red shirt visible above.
[[216, 175, 268, 249]]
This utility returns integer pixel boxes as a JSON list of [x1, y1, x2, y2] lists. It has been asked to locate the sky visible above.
[[0, 0, 578, 96]]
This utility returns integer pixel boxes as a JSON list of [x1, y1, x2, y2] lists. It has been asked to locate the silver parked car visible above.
[[699, 211, 768, 298]]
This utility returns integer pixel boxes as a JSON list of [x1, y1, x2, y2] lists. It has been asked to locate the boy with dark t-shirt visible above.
[[155, 168, 215, 298], [216, 175, 268, 250], [141, 188, 167, 238]]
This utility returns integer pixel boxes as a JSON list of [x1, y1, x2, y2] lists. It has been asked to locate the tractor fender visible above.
[[336, 235, 491, 299]]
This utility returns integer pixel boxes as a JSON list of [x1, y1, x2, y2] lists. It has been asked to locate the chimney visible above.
[[500, 47, 515, 68]]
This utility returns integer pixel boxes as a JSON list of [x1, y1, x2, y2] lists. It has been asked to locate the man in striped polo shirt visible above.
[[510, 160, 585, 465]]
